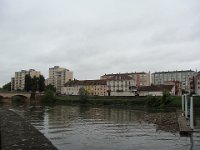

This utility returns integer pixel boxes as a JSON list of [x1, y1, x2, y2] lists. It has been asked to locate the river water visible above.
[[1, 103, 200, 150]]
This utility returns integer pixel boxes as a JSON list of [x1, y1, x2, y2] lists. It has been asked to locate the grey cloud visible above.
[[0, 0, 200, 86]]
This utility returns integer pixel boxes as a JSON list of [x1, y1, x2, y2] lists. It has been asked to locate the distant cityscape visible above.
[[10, 66, 200, 96]]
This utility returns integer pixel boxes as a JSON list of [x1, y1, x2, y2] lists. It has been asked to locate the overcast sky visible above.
[[0, 0, 200, 87]]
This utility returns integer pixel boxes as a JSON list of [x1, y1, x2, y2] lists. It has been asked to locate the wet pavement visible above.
[[0, 107, 57, 150]]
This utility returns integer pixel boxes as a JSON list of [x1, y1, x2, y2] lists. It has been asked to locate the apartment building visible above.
[[11, 69, 40, 91], [29, 69, 41, 78], [106, 74, 135, 96], [164, 81, 182, 96], [194, 73, 200, 95], [45, 78, 49, 86], [190, 72, 200, 95], [61, 79, 108, 96], [47, 66, 73, 93], [189, 75, 195, 94], [101, 72, 151, 87], [151, 70, 195, 92], [11, 77, 15, 91]]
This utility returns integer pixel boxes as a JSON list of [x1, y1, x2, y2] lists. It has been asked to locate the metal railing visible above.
[[182, 94, 194, 129]]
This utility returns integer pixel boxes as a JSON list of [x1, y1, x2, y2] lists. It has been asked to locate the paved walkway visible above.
[[177, 111, 192, 135], [0, 107, 57, 150]]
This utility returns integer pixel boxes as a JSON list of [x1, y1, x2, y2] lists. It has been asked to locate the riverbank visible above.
[[0, 107, 57, 150], [54, 95, 200, 107], [144, 112, 179, 132], [55, 95, 147, 106]]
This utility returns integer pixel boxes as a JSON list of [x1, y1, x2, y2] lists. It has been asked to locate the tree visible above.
[[42, 84, 56, 103], [45, 84, 56, 92], [146, 95, 161, 107], [24, 74, 32, 92], [145, 91, 172, 108], [78, 87, 88, 102], [2, 82, 11, 91], [161, 90, 172, 106], [31, 76, 38, 92], [24, 74, 46, 92], [38, 75, 45, 92], [42, 89, 55, 103]]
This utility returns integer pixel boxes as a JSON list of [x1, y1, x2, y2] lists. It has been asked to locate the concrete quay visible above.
[[0, 107, 57, 150]]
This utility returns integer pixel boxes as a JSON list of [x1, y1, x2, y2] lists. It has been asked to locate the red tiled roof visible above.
[[65, 79, 107, 87], [101, 72, 147, 77]]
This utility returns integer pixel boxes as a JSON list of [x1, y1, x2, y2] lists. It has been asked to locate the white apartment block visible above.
[[29, 69, 41, 78], [151, 70, 195, 92], [11, 69, 41, 91], [48, 66, 73, 93], [101, 72, 151, 87], [45, 78, 49, 86], [11, 77, 15, 91], [106, 74, 135, 96]]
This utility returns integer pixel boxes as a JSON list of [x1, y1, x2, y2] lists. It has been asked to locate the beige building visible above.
[[29, 69, 41, 78], [106, 74, 135, 96], [101, 72, 151, 87], [137, 85, 175, 96], [11, 69, 41, 91], [11, 77, 15, 91], [61, 80, 108, 96], [48, 66, 73, 93], [45, 78, 49, 86]]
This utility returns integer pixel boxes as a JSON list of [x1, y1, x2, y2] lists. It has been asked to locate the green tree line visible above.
[[1, 82, 11, 91], [24, 74, 45, 92]]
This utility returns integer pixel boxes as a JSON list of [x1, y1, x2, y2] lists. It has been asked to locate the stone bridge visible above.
[[0, 92, 31, 99]]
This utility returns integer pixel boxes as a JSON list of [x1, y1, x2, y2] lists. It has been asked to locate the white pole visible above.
[[190, 96, 194, 129], [185, 94, 188, 118], [182, 95, 184, 113]]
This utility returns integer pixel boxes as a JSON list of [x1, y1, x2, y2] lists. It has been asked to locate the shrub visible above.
[[146, 91, 172, 108], [42, 89, 55, 103], [146, 96, 161, 107], [161, 90, 172, 106], [78, 87, 88, 103]]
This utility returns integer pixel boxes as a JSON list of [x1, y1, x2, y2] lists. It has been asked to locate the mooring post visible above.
[[190, 96, 194, 129], [185, 94, 188, 118], [182, 95, 185, 114]]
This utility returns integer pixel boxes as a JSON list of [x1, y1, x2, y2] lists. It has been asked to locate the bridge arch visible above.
[[0, 92, 31, 101], [12, 95, 28, 99], [0, 95, 4, 99], [11, 95, 28, 103]]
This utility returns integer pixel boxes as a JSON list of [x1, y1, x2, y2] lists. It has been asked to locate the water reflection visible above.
[[1, 103, 200, 150]]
